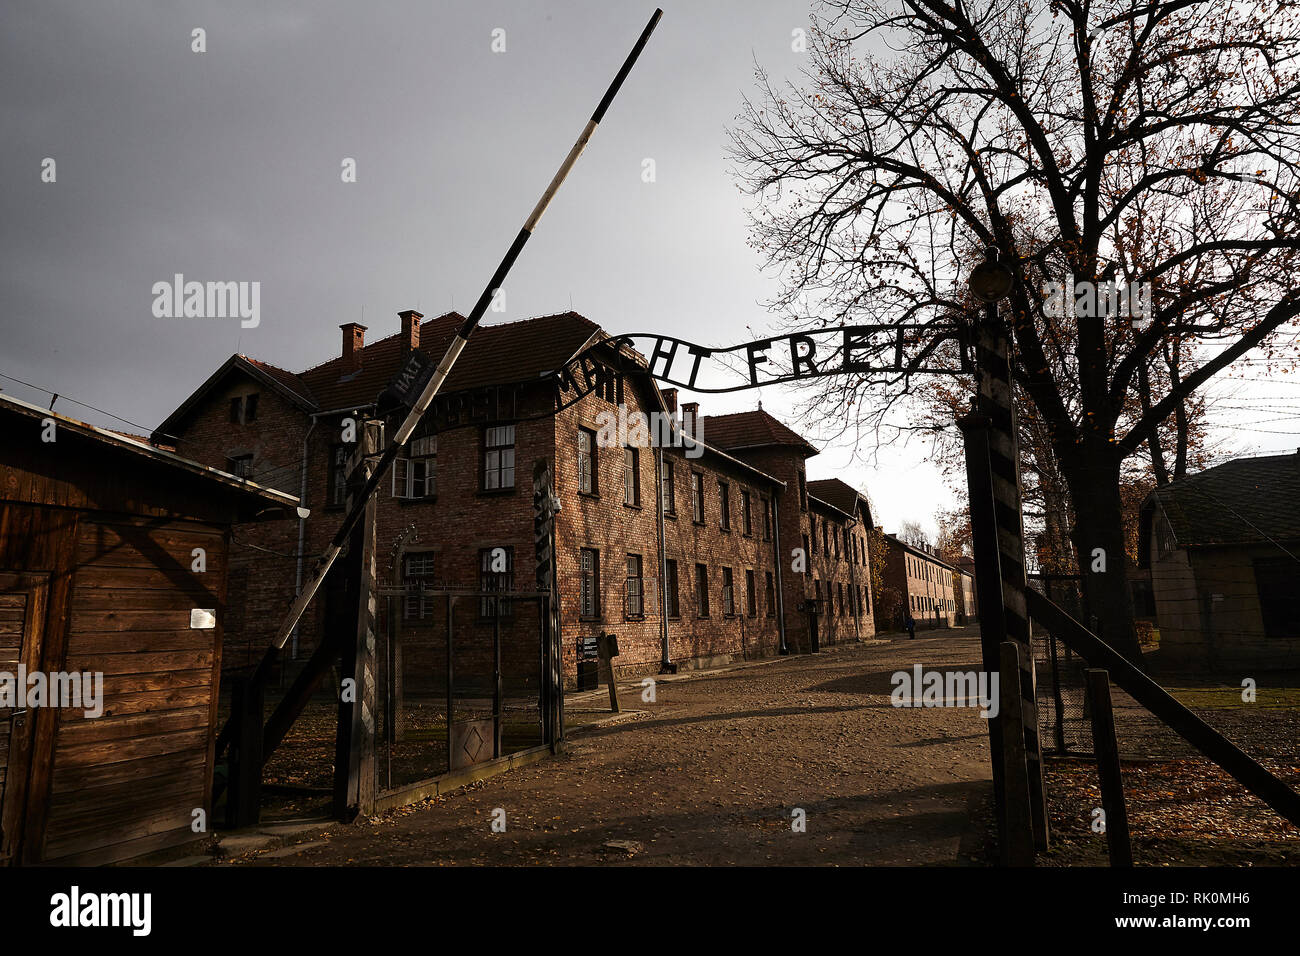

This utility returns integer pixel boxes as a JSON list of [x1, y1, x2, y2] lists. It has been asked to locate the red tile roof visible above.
[[295, 311, 600, 411], [808, 478, 874, 526], [241, 356, 317, 406], [701, 409, 818, 457]]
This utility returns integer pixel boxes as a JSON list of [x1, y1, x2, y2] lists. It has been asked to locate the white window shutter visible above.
[[392, 457, 408, 498]]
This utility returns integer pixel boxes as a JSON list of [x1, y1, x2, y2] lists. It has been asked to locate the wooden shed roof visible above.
[[1, 393, 300, 520]]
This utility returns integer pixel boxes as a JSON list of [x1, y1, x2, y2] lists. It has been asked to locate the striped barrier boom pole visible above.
[[265, 9, 664, 657]]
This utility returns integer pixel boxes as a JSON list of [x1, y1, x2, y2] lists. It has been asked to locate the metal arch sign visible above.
[[544, 322, 971, 415], [382, 322, 972, 424]]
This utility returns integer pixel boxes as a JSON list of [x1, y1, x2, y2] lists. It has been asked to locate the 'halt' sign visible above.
[[384, 350, 435, 409]]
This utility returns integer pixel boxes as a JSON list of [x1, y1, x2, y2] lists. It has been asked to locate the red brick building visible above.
[[155, 310, 878, 686], [871, 533, 958, 631]]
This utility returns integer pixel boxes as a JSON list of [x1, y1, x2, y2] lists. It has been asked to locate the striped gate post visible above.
[[533, 459, 563, 749], [970, 249, 1049, 851], [334, 418, 380, 819]]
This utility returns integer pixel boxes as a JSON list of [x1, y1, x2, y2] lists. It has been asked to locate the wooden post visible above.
[[1085, 669, 1133, 866], [226, 675, 263, 828], [599, 631, 621, 713], [1047, 629, 1068, 754], [999, 641, 1035, 866], [332, 420, 379, 820]]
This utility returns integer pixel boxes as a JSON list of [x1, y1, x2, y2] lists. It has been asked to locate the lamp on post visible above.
[[968, 247, 1014, 305]]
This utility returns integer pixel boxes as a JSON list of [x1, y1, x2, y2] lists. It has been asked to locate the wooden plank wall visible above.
[[7, 511, 229, 865], [0, 504, 78, 863]]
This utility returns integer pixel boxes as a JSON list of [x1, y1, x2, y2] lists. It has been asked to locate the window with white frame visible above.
[[578, 427, 597, 495], [579, 548, 600, 618], [625, 554, 644, 618], [393, 433, 437, 499], [483, 424, 516, 490], [623, 446, 640, 506]]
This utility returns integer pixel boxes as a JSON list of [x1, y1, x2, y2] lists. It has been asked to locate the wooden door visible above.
[[0, 572, 48, 864]]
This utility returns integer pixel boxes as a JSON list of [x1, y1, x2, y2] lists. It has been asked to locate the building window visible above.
[[227, 454, 253, 479], [665, 559, 680, 618], [578, 427, 597, 495], [837, 582, 844, 616], [229, 393, 259, 424], [822, 521, 829, 556], [719, 482, 731, 531], [695, 563, 710, 617], [798, 471, 807, 511], [483, 424, 516, 490], [745, 569, 757, 617], [328, 444, 348, 508], [741, 490, 752, 536], [810, 517, 818, 554], [623, 446, 640, 506], [661, 460, 675, 516], [722, 567, 735, 617], [625, 554, 644, 618], [833, 526, 840, 559], [393, 433, 437, 499], [762, 496, 772, 540], [403, 552, 436, 620], [479, 546, 514, 618], [691, 472, 705, 524], [863, 586, 871, 614], [1256, 558, 1300, 639], [579, 548, 600, 619], [827, 583, 834, 617], [765, 572, 776, 617]]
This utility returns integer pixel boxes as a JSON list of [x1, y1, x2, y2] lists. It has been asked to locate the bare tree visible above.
[[731, 0, 1300, 656], [899, 519, 930, 549]]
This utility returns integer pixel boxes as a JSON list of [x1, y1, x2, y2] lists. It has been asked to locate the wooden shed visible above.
[[0, 393, 298, 864]]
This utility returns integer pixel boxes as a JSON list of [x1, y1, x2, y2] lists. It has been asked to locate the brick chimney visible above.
[[681, 401, 699, 440], [340, 322, 367, 372], [661, 388, 678, 414], [399, 309, 423, 353]]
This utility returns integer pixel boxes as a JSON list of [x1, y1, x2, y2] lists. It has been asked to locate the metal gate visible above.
[[373, 587, 553, 796]]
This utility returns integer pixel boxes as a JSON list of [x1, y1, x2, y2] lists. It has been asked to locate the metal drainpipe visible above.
[[772, 487, 788, 654], [846, 517, 861, 642], [656, 446, 672, 671], [291, 417, 317, 662]]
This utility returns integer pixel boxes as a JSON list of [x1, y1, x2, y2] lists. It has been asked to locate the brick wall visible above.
[[553, 381, 784, 684]]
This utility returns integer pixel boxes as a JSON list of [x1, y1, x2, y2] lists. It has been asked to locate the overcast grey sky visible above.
[[3, 1, 1294, 540]]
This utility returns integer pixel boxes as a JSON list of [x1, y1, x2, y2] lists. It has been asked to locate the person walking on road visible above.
[[904, 611, 916, 640]]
